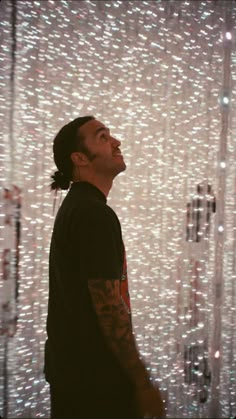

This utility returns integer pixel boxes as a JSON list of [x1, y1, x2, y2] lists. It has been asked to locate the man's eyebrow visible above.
[[95, 126, 110, 136]]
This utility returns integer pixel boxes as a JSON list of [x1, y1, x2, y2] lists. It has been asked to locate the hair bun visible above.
[[50, 171, 70, 190]]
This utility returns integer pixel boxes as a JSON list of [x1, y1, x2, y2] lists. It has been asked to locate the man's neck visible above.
[[74, 174, 113, 198]]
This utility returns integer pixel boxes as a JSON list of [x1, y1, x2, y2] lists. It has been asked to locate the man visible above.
[[44, 116, 165, 418]]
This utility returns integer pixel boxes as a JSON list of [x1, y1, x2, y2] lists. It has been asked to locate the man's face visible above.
[[78, 119, 126, 178]]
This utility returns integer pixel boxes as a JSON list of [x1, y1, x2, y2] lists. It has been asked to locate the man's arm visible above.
[[83, 207, 165, 417], [88, 278, 150, 390]]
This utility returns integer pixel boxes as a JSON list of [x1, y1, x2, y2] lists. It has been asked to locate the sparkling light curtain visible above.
[[0, 0, 235, 418]]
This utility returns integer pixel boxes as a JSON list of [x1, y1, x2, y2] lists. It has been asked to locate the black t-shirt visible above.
[[45, 182, 132, 395]]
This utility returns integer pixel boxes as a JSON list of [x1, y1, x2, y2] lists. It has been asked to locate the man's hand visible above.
[[135, 384, 166, 418]]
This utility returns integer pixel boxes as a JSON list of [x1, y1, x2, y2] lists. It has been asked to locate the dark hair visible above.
[[51, 115, 95, 190]]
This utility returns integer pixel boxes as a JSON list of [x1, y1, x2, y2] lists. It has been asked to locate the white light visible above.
[[225, 32, 232, 40], [218, 225, 224, 233], [215, 350, 220, 358], [220, 161, 226, 168], [222, 96, 229, 105]]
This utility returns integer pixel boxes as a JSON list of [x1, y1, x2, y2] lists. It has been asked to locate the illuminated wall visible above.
[[0, 1, 235, 418]]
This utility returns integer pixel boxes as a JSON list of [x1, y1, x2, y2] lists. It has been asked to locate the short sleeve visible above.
[[70, 203, 123, 280]]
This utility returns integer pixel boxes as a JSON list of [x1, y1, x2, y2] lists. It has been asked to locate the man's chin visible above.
[[113, 162, 126, 178], [119, 161, 127, 172]]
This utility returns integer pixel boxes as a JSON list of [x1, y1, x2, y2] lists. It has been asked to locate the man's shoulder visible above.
[[84, 201, 120, 226], [59, 196, 119, 226]]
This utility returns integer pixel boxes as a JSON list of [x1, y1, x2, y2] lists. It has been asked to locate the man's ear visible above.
[[71, 151, 89, 167]]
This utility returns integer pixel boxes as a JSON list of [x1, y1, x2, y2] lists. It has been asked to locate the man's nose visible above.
[[111, 136, 121, 147]]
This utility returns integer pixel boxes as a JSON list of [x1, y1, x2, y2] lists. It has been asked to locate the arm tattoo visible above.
[[88, 279, 150, 389]]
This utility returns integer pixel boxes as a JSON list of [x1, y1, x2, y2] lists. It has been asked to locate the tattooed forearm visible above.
[[88, 279, 150, 389]]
